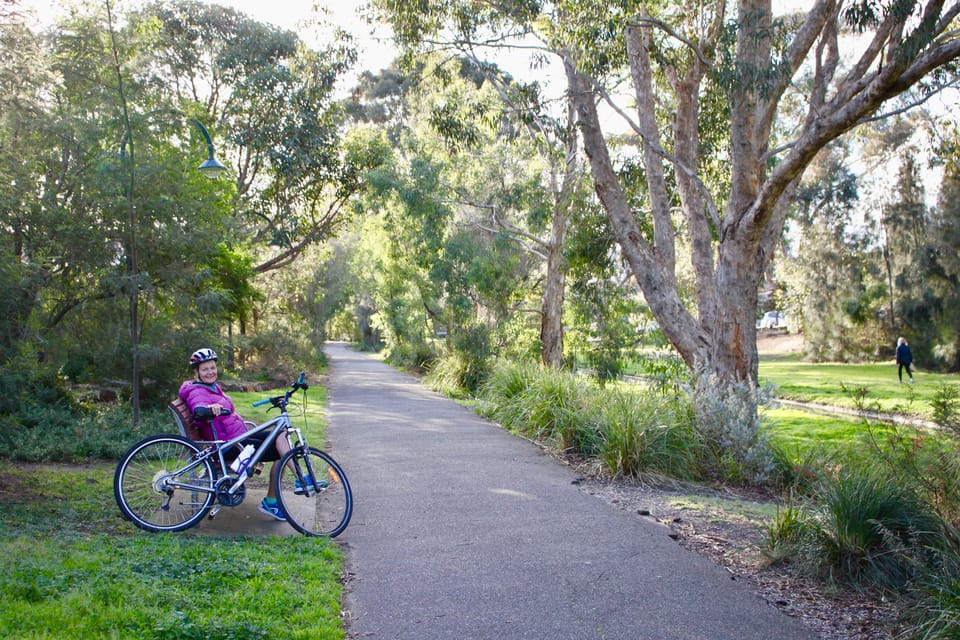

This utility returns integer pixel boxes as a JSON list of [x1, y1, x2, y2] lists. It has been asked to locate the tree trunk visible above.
[[712, 242, 763, 383], [540, 209, 566, 368], [564, 59, 706, 372], [539, 95, 579, 369]]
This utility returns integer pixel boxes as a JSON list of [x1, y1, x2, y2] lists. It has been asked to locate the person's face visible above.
[[197, 360, 218, 384]]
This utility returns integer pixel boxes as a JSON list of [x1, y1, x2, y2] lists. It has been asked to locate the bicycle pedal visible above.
[[208, 505, 222, 519]]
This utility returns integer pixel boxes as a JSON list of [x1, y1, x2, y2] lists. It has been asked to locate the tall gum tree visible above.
[[377, 0, 960, 390]]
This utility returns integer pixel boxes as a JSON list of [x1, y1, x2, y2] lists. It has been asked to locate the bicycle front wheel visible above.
[[114, 434, 216, 532], [275, 447, 352, 537]]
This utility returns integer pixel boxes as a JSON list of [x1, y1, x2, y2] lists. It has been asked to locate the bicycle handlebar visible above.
[[251, 372, 308, 409]]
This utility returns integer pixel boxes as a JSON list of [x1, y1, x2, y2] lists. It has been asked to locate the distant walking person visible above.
[[896, 337, 915, 384]]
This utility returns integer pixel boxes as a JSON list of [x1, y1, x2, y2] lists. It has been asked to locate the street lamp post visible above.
[[122, 118, 226, 426]]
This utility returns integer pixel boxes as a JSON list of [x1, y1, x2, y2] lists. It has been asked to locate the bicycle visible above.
[[114, 373, 352, 537]]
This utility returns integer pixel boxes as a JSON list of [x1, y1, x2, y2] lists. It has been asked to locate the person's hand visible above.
[[208, 404, 228, 416]]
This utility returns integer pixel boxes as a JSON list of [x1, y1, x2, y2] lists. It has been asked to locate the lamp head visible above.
[[198, 157, 227, 178]]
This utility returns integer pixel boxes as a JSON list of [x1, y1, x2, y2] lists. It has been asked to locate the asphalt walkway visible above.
[[324, 342, 815, 640]]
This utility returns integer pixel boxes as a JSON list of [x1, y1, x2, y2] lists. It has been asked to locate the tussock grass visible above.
[[596, 390, 698, 480], [766, 465, 947, 592], [478, 361, 698, 480], [906, 530, 960, 640]]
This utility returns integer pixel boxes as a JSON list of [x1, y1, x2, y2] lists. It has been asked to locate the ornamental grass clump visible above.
[[766, 466, 946, 592], [597, 389, 698, 480], [509, 368, 593, 446], [903, 531, 960, 640], [480, 360, 700, 478]]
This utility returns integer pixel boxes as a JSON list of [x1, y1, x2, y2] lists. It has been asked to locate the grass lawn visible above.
[[236, 385, 328, 444], [0, 385, 345, 640], [758, 354, 960, 419], [761, 405, 899, 459]]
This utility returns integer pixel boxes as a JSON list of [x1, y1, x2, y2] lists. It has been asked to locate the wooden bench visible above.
[[168, 397, 208, 442], [168, 397, 259, 443]]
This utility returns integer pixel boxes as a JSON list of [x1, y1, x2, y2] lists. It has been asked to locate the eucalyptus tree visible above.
[[132, 0, 381, 277], [880, 151, 928, 330], [565, 196, 646, 382], [447, 58, 582, 369], [350, 54, 584, 367], [926, 160, 960, 369], [345, 59, 545, 370], [882, 140, 960, 370], [426, 59, 577, 367], [0, 20, 49, 361], [375, 0, 960, 396], [781, 145, 886, 361], [90, 0, 389, 386]]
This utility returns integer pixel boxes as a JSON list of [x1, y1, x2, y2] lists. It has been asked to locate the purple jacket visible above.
[[179, 380, 248, 441]]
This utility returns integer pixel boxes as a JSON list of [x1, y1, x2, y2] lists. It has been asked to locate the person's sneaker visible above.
[[294, 475, 329, 495], [258, 497, 286, 521]]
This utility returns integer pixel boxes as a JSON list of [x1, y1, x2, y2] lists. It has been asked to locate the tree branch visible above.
[[591, 80, 722, 229]]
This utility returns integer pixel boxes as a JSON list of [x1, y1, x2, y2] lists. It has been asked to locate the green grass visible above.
[[762, 407, 890, 453], [758, 359, 960, 419], [0, 382, 344, 640], [231, 385, 328, 444]]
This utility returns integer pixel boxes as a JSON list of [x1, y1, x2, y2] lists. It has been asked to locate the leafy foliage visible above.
[[0, 2, 374, 425], [691, 371, 776, 484]]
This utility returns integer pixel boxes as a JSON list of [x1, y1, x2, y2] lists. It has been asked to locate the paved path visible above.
[[324, 342, 815, 640]]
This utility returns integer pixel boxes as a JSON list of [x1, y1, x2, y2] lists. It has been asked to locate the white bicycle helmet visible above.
[[189, 347, 218, 369]]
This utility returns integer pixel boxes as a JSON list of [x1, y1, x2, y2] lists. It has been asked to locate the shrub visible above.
[[637, 353, 690, 395], [0, 357, 76, 416], [764, 440, 836, 494], [864, 419, 960, 529], [3, 405, 169, 462], [766, 466, 946, 591], [388, 340, 439, 373], [450, 323, 493, 393], [930, 384, 960, 437], [689, 371, 776, 484]]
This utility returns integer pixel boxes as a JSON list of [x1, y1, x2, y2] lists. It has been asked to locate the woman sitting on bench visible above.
[[179, 347, 290, 521]]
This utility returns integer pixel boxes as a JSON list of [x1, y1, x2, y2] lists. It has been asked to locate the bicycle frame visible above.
[[158, 404, 306, 507]]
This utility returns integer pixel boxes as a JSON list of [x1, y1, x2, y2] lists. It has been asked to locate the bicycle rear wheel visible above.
[[114, 435, 216, 532], [275, 446, 352, 537]]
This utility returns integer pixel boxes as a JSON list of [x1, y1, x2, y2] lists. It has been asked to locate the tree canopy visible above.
[[372, 0, 960, 389]]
